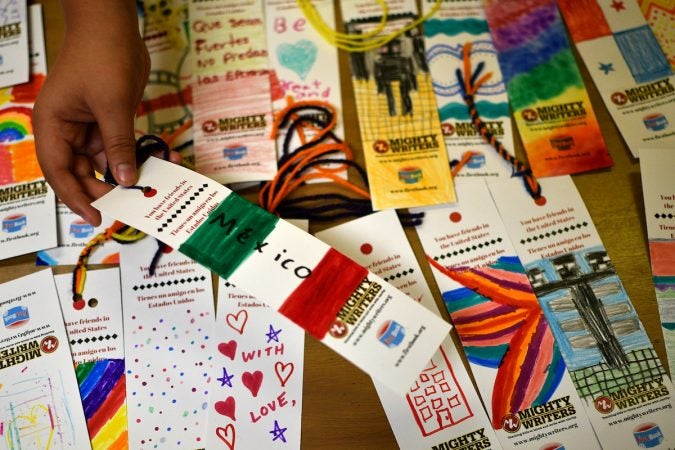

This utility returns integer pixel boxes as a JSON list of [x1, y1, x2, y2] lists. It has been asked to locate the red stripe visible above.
[[279, 248, 368, 339], [557, 0, 611, 42], [87, 375, 126, 438]]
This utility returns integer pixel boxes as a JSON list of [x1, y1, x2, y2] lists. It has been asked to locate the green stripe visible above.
[[75, 360, 96, 383], [179, 193, 279, 279]]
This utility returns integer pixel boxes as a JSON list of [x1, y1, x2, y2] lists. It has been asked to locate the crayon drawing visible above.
[[614, 25, 672, 84], [525, 246, 664, 399], [430, 255, 564, 428], [347, 14, 431, 119], [482, 0, 612, 176], [0, 76, 45, 186], [0, 372, 82, 449], [343, 11, 455, 210], [276, 40, 317, 80]]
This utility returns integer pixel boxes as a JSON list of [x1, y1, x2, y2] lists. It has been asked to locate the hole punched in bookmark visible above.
[[72, 135, 181, 309]]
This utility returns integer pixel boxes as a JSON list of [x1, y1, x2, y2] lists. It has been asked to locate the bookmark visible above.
[[557, 0, 675, 158], [92, 156, 451, 394], [0, 0, 29, 89], [413, 180, 599, 450], [119, 237, 215, 448], [481, 0, 612, 176], [488, 175, 675, 449], [206, 278, 304, 450], [338, 0, 456, 210], [0, 4, 56, 260], [316, 210, 501, 450], [0, 270, 91, 449], [189, 0, 277, 184], [206, 220, 306, 450], [422, 0, 516, 179], [637, 0, 675, 68], [264, 0, 347, 181], [137, 0, 193, 154], [640, 148, 675, 379], [54, 268, 128, 450], [36, 201, 122, 266]]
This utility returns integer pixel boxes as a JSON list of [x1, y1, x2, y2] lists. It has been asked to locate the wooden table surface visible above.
[[0, 2, 667, 449]]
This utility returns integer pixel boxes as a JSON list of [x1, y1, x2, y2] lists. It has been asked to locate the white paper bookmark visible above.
[[54, 268, 129, 450], [317, 210, 501, 450], [190, 0, 277, 184], [488, 175, 675, 449], [557, 0, 675, 158], [414, 180, 599, 450], [0, 3, 56, 260], [0, 270, 91, 449], [422, 0, 515, 180], [640, 148, 675, 379], [120, 237, 215, 448], [206, 278, 304, 450]]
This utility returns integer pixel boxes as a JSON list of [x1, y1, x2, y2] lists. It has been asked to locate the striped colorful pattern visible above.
[[76, 359, 128, 450], [0, 106, 33, 143], [482, 0, 612, 177], [430, 255, 565, 428]]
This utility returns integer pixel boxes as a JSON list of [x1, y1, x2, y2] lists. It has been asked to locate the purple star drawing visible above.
[[266, 324, 282, 343], [217, 367, 235, 387], [270, 420, 288, 443]]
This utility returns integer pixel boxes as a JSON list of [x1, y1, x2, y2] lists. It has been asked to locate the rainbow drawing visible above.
[[0, 106, 33, 143], [429, 255, 565, 429], [482, 0, 612, 177], [76, 359, 129, 450]]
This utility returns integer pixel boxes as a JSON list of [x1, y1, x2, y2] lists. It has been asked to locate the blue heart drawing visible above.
[[277, 40, 317, 80]]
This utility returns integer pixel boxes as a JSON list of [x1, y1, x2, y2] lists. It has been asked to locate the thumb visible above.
[[97, 105, 138, 186]]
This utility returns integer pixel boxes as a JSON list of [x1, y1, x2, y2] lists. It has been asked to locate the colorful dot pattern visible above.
[[121, 243, 215, 449]]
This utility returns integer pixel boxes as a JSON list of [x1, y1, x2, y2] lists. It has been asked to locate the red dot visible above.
[[73, 299, 85, 310], [162, 245, 173, 253], [535, 196, 547, 206], [143, 188, 157, 197], [449, 212, 462, 223], [360, 243, 373, 255]]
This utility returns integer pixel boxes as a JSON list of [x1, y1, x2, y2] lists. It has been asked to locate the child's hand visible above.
[[34, 1, 149, 226]]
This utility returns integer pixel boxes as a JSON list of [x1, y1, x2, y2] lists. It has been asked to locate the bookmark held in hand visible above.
[[92, 155, 451, 394]]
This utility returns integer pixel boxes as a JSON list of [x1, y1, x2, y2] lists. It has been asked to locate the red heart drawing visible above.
[[215, 424, 235, 450], [214, 396, 236, 421], [226, 310, 248, 335], [242, 370, 263, 397], [217, 340, 237, 360], [275, 361, 294, 387]]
